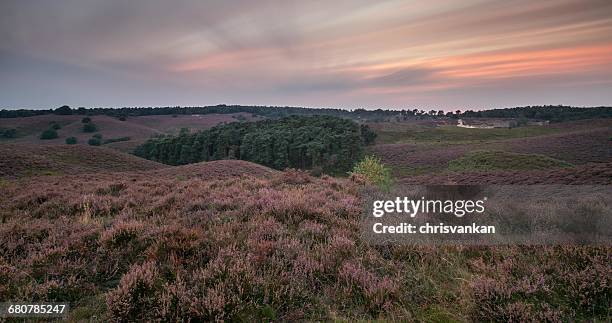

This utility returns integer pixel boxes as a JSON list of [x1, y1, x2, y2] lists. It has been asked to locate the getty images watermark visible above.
[[372, 196, 492, 234], [361, 185, 612, 245]]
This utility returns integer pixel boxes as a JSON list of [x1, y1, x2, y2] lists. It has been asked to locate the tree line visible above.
[[2, 104, 611, 122], [460, 106, 612, 122], [134, 116, 376, 174]]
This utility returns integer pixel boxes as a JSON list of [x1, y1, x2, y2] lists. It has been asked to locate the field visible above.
[[0, 114, 610, 321], [368, 118, 612, 181]]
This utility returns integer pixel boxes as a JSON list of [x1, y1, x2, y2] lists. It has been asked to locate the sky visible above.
[[1, 0, 611, 110]]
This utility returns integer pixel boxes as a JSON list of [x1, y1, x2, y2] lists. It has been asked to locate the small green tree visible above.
[[40, 129, 58, 140], [350, 155, 393, 190], [83, 123, 98, 133], [54, 105, 72, 115], [65, 137, 77, 144], [93, 133, 102, 139], [1, 128, 17, 138], [82, 117, 91, 123], [50, 122, 61, 130], [88, 137, 102, 146]]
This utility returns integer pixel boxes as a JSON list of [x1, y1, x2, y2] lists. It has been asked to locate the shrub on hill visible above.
[[50, 122, 61, 130], [135, 115, 376, 174], [82, 117, 91, 123], [1, 128, 17, 138], [65, 137, 78, 144], [93, 133, 103, 140], [103, 137, 130, 144], [40, 129, 58, 140], [83, 123, 98, 133], [88, 137, 102, 146], [54, 105, 72, 115], [350, 155, 393, 190]]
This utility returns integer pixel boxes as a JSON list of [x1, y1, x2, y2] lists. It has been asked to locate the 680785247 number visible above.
[[0, 303, 69, 318]]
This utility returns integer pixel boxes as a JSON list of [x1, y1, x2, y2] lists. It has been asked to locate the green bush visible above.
[[93, 133, 103, 140], [65, 137, 78, 144], [40, 129, 59, 140], [83, 123, 98, 133], [88, 137, 102, 146], [350, 155, 393, 190], [1, 128, 17, 138], [54, 105, 72, 115], [103, 136, 131, 144], [50, 123, 61, 130], [82, 117, 91, 123]]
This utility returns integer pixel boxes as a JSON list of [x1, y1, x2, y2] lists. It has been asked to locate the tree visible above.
[[1, 128, 17, 138], [54, 105, 72, 115], [82, 117, 91, 123], [360, 124, 377, 145], [40, 129, 58, 140], [135, 115, 366, 174], [83, 123, 98, 133], [88, 137, 102, 146], [350, 155, 393, 191], [65, 137, 77, 144]]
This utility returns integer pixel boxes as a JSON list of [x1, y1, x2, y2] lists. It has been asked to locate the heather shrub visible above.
[[469, 246, 611, 321], [1, 169, 609, 321], [106, 261, 162, 321], [350, 155, 393, 190]]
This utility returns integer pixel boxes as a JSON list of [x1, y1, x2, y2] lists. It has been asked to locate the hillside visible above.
[[368, 118, 612, 180], [0, 144, 166, 178], [0, 112, 609, 321], [0, 167, 608, 321], [0, 113, 259, 152], [151, 160, 277, 180]]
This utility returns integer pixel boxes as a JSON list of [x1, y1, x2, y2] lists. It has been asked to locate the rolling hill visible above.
[[0, 113, 260, 152], [0, 144, 166, 178]]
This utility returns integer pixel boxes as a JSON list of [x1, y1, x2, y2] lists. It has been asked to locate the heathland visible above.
[[0, 105, 610, 321]]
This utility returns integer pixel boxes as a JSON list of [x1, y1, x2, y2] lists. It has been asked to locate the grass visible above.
[[448, 151, 574, 171], [375, 124, 563, 145]]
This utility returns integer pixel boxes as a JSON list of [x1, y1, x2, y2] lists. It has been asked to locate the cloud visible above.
[[0, 0, 611, 109]]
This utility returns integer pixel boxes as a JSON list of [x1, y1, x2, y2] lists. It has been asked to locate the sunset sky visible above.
[[1, 0, 611, 110]]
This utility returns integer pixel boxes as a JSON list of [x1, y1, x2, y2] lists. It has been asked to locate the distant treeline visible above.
[[134, 115, 376, 174], [1, 104, 611, 122], [0, 104, 402, 121], [461, 106, 612, 122]]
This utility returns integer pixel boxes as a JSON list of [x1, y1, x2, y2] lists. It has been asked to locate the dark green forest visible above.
[[461, 105, 612, 122], [134, 116, 376, 174]]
